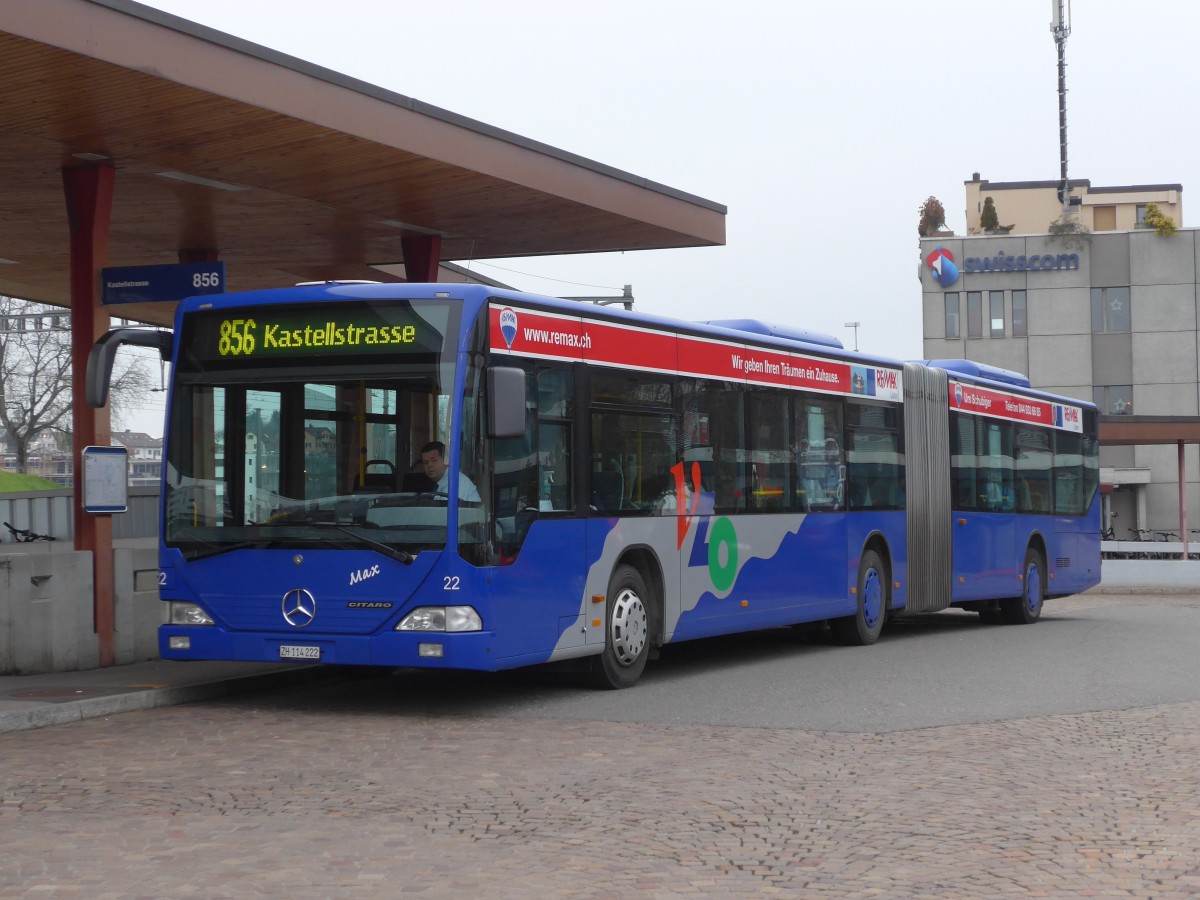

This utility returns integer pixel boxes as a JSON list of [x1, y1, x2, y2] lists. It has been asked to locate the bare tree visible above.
[[0, 295, 151, 473]]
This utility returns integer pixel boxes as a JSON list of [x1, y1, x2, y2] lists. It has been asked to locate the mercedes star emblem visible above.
[[281, 588, 316, 628]]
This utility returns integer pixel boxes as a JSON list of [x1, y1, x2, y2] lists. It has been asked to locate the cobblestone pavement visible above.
[[3, 596, 1200, 897]]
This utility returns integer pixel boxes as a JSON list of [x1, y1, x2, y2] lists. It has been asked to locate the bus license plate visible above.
[[279, 645, 321, 660]]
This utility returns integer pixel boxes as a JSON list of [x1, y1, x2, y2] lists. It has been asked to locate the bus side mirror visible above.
[[487, 366, 525, 439], [86, 328, 173, 408]]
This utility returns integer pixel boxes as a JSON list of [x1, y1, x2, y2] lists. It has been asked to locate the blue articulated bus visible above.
[[88, 283, 1100, 688]]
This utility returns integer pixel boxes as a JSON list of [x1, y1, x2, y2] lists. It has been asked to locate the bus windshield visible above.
[[164, 299, 468, 560]]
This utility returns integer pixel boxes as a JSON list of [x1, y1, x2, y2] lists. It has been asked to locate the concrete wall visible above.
[[1131, 229, 1196, 285], [963, 177, 1182, 237], [1098, 558, 1200, 591], [1028, 334, 1093, 387], [1031, 285, 1090, 335], [963, 182, 1069, 236], [0, 543, 162, 675], [1091, 233, 1130, 285], [114, 546, 163, 665]]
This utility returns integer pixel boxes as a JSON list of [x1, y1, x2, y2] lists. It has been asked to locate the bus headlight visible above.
[[169, 602, 214, 625], [396, 606, 482, 632]]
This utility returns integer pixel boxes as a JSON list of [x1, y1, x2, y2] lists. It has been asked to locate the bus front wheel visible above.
[[833, 548, 887, 645], [1002, 547, 1044, 625], [589, 564, 651, 689]]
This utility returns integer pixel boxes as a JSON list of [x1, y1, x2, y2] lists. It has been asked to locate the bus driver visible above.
[[419, 441, 481, 502]]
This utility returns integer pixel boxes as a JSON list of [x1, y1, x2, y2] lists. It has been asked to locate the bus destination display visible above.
[[216, 317, 415, 356], [187, 302, 448, 362]]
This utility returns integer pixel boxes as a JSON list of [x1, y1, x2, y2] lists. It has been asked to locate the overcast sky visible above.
[[126, 0, 1195, 434]]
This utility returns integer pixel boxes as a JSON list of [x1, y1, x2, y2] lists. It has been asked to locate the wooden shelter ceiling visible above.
[[1099, 417, 1200, 446], [0, 0, 725, 326]]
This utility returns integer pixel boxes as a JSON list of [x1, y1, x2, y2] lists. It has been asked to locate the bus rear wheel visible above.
[[589, 564, 652, 689], [832, 548, 887, 645], [1002, 547, 1044, 625]]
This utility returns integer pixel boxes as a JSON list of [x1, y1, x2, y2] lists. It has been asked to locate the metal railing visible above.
[[0, 487, 160, 542]]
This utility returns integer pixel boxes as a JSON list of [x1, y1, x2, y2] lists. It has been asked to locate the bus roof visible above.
[[173, 283, 1090, 408], [925, 359, 1030, 388], [210, 282, 899, 370], [699, 319, 844, 350]]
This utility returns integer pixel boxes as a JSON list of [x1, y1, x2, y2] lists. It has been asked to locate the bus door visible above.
[[491, 364, 588, 653], [586, 371, 679, 645]]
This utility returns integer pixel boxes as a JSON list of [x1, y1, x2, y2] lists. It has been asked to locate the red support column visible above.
[[63, 164, 116, 667], [1180, 440, 1189, 561], [400, 235, 442, 283]]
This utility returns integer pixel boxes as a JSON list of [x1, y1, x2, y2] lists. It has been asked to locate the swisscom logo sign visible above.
[[925, 246, 959, 287]]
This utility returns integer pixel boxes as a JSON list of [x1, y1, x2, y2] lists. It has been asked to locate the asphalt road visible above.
[[265, 593, 1200, 731]]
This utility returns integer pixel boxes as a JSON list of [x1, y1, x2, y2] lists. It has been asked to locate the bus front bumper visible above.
[[159, 626, 499, 670]]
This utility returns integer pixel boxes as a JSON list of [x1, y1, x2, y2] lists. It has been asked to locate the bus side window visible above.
[[1053, 431, 1085, 515], [1015, 476, 1033, 512], [591, 461, 625, 512], [680, 377, 744, 515], [951, 411, 977, 511], [1015, 424, 1052, 515], [746, 392, 790, 512], [846, 403, 903, 511], [492, 366, 539, 559], [976, 419, 1014, 513], [849, 471, 873, 509], [795, 393, 844, 513], [536, 369, 573, 512], [489, 364, 576, 560]]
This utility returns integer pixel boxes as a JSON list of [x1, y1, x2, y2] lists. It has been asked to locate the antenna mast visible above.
[[1051, 0, 1072, 219]]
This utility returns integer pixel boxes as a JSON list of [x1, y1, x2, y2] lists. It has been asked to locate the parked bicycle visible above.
[[3, 521, 56, 542], [1119, 528, 1153, 560]]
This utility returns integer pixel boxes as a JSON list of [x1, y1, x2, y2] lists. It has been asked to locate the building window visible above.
[[1093, 385, 1133, 416], [1012, 291, 1027, 336], [967, 292, 982, 339], [944, 292, 960, 339], [1135, 204, 1147, 227], [1091, 287, 1131, 333], [989, 291, 1005, 337]]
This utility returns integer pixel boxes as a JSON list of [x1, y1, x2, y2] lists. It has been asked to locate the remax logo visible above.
[[499, 307, 518, 348], [926, 246, 959, 287]]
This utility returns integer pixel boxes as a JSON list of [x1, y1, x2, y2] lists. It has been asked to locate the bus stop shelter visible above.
[[0, 0, 726, 667], [1099, 415, 1200, 559]]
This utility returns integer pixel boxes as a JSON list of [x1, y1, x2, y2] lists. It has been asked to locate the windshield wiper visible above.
[[176, 525, 415, 564], [325, 524, 415, 565], [179, 538, 287, 561]]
